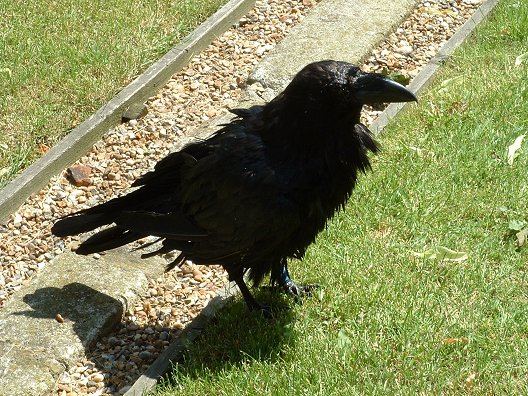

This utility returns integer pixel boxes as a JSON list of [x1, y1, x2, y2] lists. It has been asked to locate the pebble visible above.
[[138, 351, 153, 361], [57, 384, 72, 392], [91, 373, 105, 383], [0, 0, 482, 395], [13, 213, 23, 227], [59, 372, 71, 384], [397, 45, 413, 55], [67, 165, 93, 187], [70, 373, 82, 381]]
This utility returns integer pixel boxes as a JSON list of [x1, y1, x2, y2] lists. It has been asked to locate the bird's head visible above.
[[280, 60, 417, 115]]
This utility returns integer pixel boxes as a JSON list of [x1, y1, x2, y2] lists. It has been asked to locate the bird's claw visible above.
[[280, 281, 320, 303]]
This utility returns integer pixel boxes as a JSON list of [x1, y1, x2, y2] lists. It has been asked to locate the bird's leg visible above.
[[233, 276, 272, 316], [271, 260, 319, 302]]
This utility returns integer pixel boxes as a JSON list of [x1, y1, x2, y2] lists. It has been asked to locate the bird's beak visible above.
[[354, 73, 417, 104]]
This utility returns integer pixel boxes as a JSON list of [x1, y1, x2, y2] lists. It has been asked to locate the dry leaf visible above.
[[441, 337, 468, 344], [516, 228, 528, 248], [409, 146, 424, 156], [409, 146, 435, 158], [507, 134, 525, 165], [413, 246, 468, 262], [38, 143, 50, 155], [515, 53, 528, 67], [420, 6, 444, 16], [72, 110, 80, 128], [424, 8, 457, 17], [438, 75, 464, 94], [465, 372, 477, 389]]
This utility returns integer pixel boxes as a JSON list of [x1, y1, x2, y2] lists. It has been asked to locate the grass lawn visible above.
[[0, 0, 227, 189], [154, 0, 528, 394]]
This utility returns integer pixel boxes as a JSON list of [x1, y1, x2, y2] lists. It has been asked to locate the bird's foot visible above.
[[269, 261, 320, 303], [278, 280, 320, 303], [234, 276, 277, 318]]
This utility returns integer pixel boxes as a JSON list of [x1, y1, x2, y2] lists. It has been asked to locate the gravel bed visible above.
[[0, 0, 482, 395]]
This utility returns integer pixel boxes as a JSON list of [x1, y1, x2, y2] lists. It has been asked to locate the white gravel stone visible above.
[[398, 45, 414, 55], [13, 213, 23, 227], [91, 373, 105, 383]]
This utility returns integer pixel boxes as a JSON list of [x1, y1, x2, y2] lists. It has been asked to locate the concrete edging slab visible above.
[[0, 249, 166, 395], [0, 0, 256, 224], [248, 0, 420, 96]]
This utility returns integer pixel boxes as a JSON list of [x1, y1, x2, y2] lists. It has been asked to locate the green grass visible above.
[[0, 0, 227, 188], [153, 0, 528, 394]]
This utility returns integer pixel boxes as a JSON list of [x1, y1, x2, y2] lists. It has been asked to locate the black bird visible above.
[[52, 60, 416, 312]]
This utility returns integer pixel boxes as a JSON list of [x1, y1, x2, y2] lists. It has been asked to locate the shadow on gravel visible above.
[[13, 282, 123, 348], [156, 290, 298, 390], [11, 284, 298, 394]]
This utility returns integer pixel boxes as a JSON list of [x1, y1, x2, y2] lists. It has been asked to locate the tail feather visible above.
[[52, 213, 110, 237], [141, 239, 193, 259], [76, 226, 144, 255], [115, 211, 207, 239], [166, 252, 186, 271]]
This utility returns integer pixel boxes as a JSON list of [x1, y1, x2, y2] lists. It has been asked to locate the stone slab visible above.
[[0, 249, 164, 396], [248, 0, 420, 96]]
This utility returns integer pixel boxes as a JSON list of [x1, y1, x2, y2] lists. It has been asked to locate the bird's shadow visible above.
[[13, 282, 123, 349], [158, 289, 298, 387], [12, 282, 297, 393]]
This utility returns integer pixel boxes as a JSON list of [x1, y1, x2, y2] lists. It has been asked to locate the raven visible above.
[[52, 60, 416, 312]]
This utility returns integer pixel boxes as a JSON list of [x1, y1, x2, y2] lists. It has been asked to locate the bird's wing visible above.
[[108, 129, 299, 256], [179, 131, 301, 253]]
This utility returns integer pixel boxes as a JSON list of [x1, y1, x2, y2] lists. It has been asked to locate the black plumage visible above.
[[52, 60, 416, 311]]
